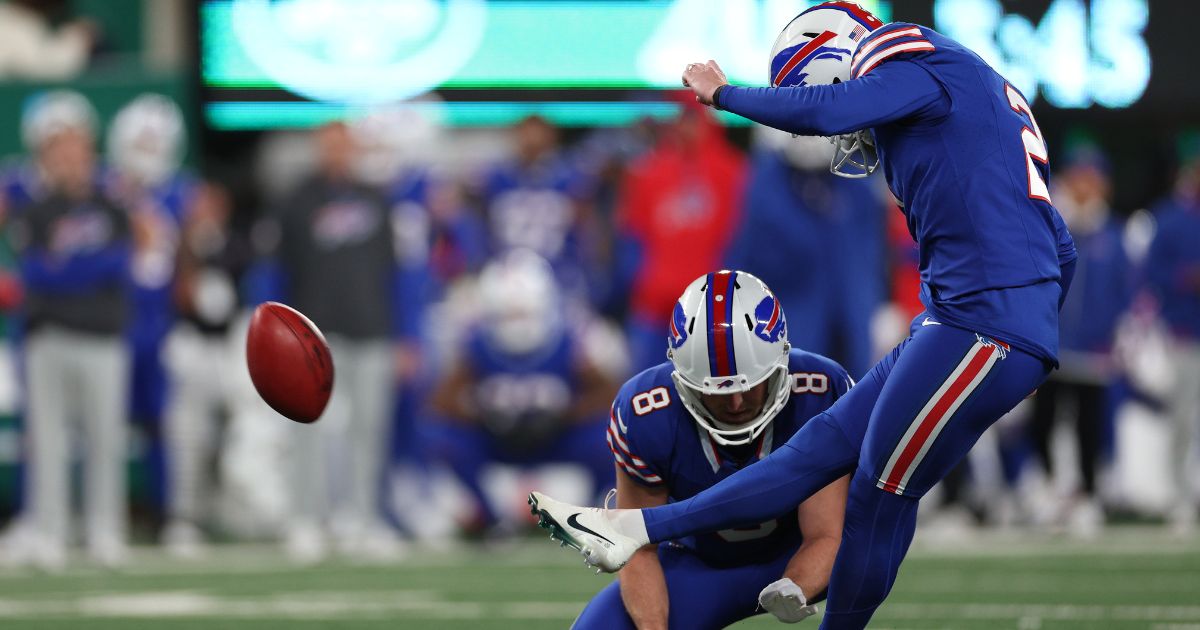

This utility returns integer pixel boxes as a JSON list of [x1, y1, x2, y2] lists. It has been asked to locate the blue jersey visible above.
[[609, 349, 851, 567], [463, 327, 580, 423], [717, 23, 1077, 364], [480, 156, 597, 301]]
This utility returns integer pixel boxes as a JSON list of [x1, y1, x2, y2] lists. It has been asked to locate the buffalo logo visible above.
[[668, 301, 689, 349], [753, 295, 786, 343], [771, 30, 853, 88], [717, 379, 735, 389]]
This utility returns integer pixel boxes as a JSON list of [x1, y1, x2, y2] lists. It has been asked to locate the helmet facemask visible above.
[[671, 358, 791, 446], [830, 131, 879, 178]]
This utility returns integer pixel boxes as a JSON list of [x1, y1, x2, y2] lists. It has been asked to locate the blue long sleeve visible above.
[[716, 60, 948, 136], [21, 244, 130, 294], [242, 258, 287, 306]]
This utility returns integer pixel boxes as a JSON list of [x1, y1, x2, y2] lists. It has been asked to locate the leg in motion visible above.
[[821, 324, 1048, 629]]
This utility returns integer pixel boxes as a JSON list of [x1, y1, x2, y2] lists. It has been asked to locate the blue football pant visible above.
[[572, 542, 794, 630], [641, 321, 1049, 629]]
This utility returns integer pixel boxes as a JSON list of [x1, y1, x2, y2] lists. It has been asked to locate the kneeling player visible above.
[[573, 271, 852, 629]]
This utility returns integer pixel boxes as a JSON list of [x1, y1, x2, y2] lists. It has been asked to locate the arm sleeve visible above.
[[1144, 218, 1173, 299], [607, 400, 666, 487], [21, 244, 130, 294], [1050, 210, 1078, 310], [716, 60, 948, 137]]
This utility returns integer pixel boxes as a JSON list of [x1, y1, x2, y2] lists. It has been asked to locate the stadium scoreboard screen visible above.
[[200, 0, 1173, 130]]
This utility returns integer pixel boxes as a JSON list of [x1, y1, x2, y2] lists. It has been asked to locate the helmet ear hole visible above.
[[832, 77, 842, 84]]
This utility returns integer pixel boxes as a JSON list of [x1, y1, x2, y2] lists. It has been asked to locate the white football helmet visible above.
[[108, 94, 186, 187], [21, 89, 98, 151], [768, 2, 884, 178], [668, 271, 791, 446], [478, 249, 563, 355]]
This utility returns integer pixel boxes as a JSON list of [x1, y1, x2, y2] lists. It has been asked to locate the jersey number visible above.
[[1005, 84, 1052, 203], [791, 372, 829, 395], [717, 518, 778, 542], [631, 386, 671, 416]]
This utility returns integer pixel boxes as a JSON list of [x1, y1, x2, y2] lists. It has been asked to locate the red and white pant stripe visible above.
[[877, 340, 1002, 495]]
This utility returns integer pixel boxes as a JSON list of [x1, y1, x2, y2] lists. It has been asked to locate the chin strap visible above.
[[830, 131, 879, 178]]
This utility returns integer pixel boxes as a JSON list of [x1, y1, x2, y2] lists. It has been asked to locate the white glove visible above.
[[758, 578, 820, 623]]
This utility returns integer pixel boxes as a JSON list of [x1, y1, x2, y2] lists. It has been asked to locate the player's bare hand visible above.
[[682, 60, 728, 107]]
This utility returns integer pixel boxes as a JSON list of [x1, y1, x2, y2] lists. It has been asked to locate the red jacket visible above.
[[618, 103, 745, 321]]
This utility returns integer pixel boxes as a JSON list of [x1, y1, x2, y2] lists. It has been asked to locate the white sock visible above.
[[610, 509, 650, 546]]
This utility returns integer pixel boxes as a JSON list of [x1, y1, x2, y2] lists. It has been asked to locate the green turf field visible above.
[[1, 529, 1198, 629]]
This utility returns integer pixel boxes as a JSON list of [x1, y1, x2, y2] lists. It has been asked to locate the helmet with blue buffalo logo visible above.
[[667, 271, 791, 446], [769, 1, 884, 178]]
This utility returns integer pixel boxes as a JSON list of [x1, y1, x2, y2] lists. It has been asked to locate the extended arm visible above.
[[616, 466, 671, 630], [683, 59, 947, 137]]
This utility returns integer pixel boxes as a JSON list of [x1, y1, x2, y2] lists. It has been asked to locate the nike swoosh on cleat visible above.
[[566, 513, 615, 546]]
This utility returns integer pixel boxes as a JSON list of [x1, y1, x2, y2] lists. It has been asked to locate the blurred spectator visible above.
[[105, 94, 196, 514], [617, 101, 745, 372], [7, 99, 131, 569], [0, 0, 98, 80], [424, 250, 617, 536], [1145, 133, 1200, 534], [726, 128, 887, 378], [1029, 144, 1132, 537], [350, 107, 488, 375], [162, 182, 249, 557], [254, 121, 403, 563], [569, 121, 657, 318], [478, 115, 596, 299], [351, 107, 488, 533]]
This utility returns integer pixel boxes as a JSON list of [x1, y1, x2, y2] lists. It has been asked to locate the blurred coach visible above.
[[11, 118, 131, 569], [254, 121, 403, 562]]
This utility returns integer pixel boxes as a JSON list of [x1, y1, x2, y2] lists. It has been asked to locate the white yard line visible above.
[[0, 590, 583, 620]]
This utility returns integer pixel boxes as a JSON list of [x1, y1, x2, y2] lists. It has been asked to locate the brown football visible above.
[[246, 301, 334, 423]]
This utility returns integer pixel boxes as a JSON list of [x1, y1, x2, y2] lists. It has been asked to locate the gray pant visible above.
[[24, 327, 130, 552], [1169, 340, 1200, 505], [164, 326, 234, 525], [289, 336, 394, 533]]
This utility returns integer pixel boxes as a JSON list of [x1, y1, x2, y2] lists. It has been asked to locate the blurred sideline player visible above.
[[479, 115, 596, 301], [161, 181, 249, 556], [574, 271, 851, 629], [425, 250, 617, 535], [105, 93, 197, 532], [8, 91, 132, 569], [1145, 135, 1200, 533], [254, 121, 403, 562], [529, 4, 1077, 628]]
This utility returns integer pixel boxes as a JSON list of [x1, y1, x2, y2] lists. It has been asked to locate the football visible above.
[[245, 301, 334, 423]]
